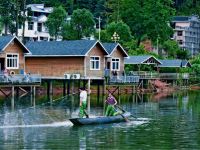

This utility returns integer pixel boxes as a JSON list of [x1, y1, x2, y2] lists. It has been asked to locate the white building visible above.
[[2, 4, 55, 42], [20, 4, 53, 42], [171, 15, 200, 56]]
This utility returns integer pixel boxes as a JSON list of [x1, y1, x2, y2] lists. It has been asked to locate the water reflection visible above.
[[0, 90, 200, 149]]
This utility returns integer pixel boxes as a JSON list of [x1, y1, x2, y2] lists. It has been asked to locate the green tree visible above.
[[0, 0, 29, 38], [190, 53, 200, 75], [191, 54, 200, 64], [0, 0, 14, 35], [74, 0, 107, 28], [120, 0, 175, 47], [0, 18, 3, 33], [94, 0, 107, 28], [66, 0, 74, 15], [106, 0, 122, 23], [70, 8, 95, 39], [46, 6, 67, 40], [62, 23, 78, 40], [21, 0, 27, 43], [100, 21, 132, 43], [176, 49, 189, 59], [175, 0, 200, 16], [162, 40, 180, 58]]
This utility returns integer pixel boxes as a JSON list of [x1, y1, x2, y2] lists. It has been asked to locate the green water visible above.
[[0, 90, 200, 149]]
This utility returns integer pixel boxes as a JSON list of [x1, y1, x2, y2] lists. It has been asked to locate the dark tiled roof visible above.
[[158, 60, 182, 67], [0, 36, 14, 51], [125, 55, 161, 64], [102, 43, 118, 54], [181, 60, 191, 67], [26, 40, 98, 56], [158, 59, 191, 68], [103, 43, 128, 57], [172, 16, 189, 22], [125, 55, 151, 64]]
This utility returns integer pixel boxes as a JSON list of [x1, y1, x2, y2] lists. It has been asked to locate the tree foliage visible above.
[[174, 0, 200, 16], [73, 0, 107, 28], [120, 0, 175, 47], [162, 40, 189, 59], [0, 0, 15, 35], [62, 23, 78, 40], [99, 21, 132, 43], [162, 40, 180, 58], [0, 0, 199, 61], [70, 8, 95, 39], [106, 0, 122, 23], [46, 6, 67, 40], [176, 49, 189, 59], [0, 0, 28, 38], [190, 54, 200, 75]]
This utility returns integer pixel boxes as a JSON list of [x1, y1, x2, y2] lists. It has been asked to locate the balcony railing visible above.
[[0, 74, 41, 84], [129, 71, 189, 80], [109, 75, 140, 83]]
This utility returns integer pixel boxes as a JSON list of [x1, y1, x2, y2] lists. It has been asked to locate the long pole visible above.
[[192, 43, 194, 58], [98, 16, 101, 41], [157, 37, 159, 53]]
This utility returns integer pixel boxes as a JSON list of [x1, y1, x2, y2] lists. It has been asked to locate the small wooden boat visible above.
[[69, 112, 131, 126]]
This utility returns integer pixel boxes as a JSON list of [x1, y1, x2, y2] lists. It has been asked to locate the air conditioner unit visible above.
[[64, 73, 71, 79], [72, 74, 80, 79]]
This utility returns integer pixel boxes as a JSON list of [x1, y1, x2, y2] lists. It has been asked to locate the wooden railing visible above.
[[108, 71, 190, 84], [0, 74, 41, 84], [109, 75, 140, 83], [128, 71, 189, 79]]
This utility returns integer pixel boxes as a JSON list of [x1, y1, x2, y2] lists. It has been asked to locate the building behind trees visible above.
[[171, 15, 200, 57]]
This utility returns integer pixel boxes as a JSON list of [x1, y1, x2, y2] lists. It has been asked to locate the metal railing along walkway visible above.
[[109, 75, 140, 83], [129, 72, 189, 80], [0, 74, 41, 84]]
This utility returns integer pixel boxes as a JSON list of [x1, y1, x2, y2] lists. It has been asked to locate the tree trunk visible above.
[[137, 36, 141, 47], [193, 0, 196, 7], [22, 0, 26, 43], [4, 24, 8, 35], [15, 0, 19, 36]]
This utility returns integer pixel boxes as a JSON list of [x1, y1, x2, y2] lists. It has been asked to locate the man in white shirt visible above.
[[79, 87, 88, 118]]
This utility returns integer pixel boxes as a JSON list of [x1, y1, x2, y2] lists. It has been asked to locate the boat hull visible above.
[[69, 112, 130, 126]]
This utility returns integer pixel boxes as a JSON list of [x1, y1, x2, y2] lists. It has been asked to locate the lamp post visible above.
[[111, 32, 120, 43], [95, 17, 101, 41]]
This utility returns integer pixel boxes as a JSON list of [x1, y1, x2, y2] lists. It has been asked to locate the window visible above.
[[111, 58, 120, 71], [177, 31, 183, 36], [18, 24, 22, 29], [37, 23, 42, 32], [90, 57, 100, 70], [28, 22, 34, 30], [178, 40, 183, 45], [6, 54, 19, 69]]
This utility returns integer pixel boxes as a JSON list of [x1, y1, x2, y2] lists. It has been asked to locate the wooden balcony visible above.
[[0, 74, 41, 85], [108, 71, 189, 84], [109, 75, 140, 84], [129, 71, 189, 80]]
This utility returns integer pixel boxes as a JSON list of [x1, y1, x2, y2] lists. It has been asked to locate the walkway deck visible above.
[[109, 72, 189, 84], [0, 74, 41, 86]]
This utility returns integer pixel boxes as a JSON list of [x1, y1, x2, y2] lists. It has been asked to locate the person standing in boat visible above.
[[79, 87, 88, 118], [105, 93, 118, 116]]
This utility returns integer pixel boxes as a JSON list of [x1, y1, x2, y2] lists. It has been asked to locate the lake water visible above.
[[0, 90, 200, 149]]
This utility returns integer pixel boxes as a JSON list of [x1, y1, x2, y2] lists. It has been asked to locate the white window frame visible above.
[[28, 22, 34, 30], [6, 53, 19, 69], [37, 23, 42, 32], [90, 56, 100, 70], [111, 58, 120, 71]]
